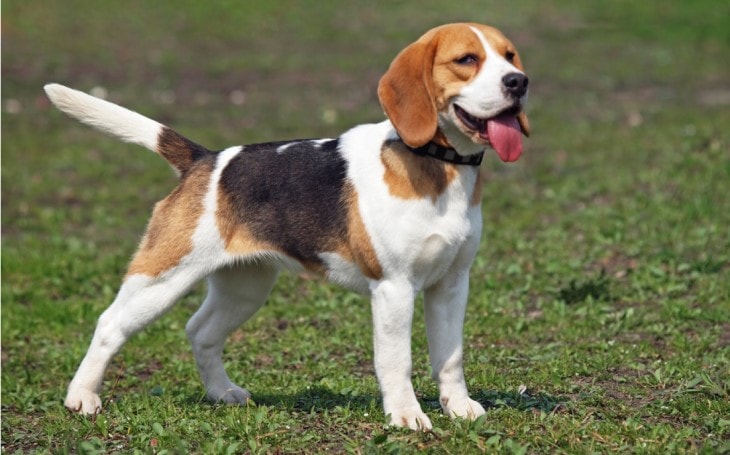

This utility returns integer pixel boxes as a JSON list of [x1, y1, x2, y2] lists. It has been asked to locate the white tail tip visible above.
[[44, 83, 163, 152]]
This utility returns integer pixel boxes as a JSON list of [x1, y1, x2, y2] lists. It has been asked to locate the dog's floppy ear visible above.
[[378, 40, 438, 148]]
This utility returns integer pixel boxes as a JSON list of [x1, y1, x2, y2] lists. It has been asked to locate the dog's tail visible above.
[[44, 83, 210, 176]]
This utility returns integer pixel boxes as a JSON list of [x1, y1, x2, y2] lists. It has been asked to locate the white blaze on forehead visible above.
[[453, 27, 524, 119], [468, 26, 521, 74]]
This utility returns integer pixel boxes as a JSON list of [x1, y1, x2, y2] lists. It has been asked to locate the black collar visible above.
[[409, 142, 484, 166]]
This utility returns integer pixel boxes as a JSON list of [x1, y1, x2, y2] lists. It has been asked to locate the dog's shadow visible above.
[[252, 386, 377, 412], [473, 388, 569, 414], [210, 386, 568, 415]]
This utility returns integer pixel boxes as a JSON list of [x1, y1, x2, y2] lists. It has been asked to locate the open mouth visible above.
[[454, 104, 523, 162], [454, 104, 521, 132], [454, 104, 487, 132]]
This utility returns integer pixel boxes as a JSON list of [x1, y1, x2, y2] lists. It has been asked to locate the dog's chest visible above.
[[319, 122, 483, 291], [322, 188, 478, 293], [373, 180, 479, 285]]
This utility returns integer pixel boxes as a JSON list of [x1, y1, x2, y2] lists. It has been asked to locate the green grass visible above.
[[2, 0, 729, 453]]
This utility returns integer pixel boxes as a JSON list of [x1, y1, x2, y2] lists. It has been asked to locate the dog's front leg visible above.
[[424, 269, 486, 421], [370, 279, 432, 431]]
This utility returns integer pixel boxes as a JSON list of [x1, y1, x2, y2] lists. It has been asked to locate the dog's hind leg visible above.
[[63, 131, 238, 415], [185, 262, 278, 405], [64, 265, 210, 415]]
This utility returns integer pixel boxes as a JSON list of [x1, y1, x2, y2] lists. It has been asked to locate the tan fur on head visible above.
[[378, 23, 530, 145]]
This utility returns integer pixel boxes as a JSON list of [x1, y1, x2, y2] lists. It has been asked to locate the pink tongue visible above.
[[485, 115, 522, 162]]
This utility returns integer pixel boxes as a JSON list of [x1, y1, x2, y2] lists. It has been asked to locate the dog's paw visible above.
[[440, 396, 486, 420], [207, 383, 251, 405], [388, 409, 433, 431], [65, 389, 102, 415]]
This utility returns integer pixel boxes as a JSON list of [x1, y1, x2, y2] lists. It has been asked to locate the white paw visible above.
[[440, 396, 486, 420], [388, 408, 433, 431], [65, 388, 102, 415], [207, 383, 251, 405]]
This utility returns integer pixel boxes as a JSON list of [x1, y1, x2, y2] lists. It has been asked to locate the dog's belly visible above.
[[318, 227, 470, 296], [319, 251, 372, 294]]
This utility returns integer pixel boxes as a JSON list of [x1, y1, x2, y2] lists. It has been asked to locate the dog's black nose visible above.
[[502, 73, 528, 97]]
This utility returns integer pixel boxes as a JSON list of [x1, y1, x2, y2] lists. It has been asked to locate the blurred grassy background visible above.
[[2, 1, 729, 453]]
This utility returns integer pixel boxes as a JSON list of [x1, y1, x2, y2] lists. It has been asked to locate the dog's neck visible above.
[[404, 129, 484, 166], [407, 141, 484, 166], [437, 118, 489, 161]]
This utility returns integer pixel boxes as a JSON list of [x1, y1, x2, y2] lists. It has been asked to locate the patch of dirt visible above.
[[593, 251, 639, 280], [570, 367, 645, 400]]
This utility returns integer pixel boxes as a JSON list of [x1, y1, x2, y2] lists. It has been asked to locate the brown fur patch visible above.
[[157, 127, 211, 175], [378, 24, 487, 148], [471, 24, 525, 70], [340, 183, 383, 280], [125, 159, 214, 278], [216, 190, 285, 259], [430, 27, 487, 111], [381, 141, 457, 202]]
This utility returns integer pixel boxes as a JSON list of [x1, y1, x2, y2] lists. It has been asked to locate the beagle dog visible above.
[[45, 22, 529, 431]]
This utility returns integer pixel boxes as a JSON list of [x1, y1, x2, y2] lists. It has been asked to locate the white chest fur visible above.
[[325, 121, 483, 293]]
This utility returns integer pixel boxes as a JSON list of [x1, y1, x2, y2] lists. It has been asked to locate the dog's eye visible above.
[[505, 51, 516, 63], [455, 54, 478, 65]]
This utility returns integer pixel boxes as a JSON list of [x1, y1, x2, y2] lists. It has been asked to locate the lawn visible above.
[[2, 1, 729, 453]]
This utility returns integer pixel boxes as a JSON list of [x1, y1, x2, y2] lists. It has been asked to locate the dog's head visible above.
[[378, 23, 529, 162]]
